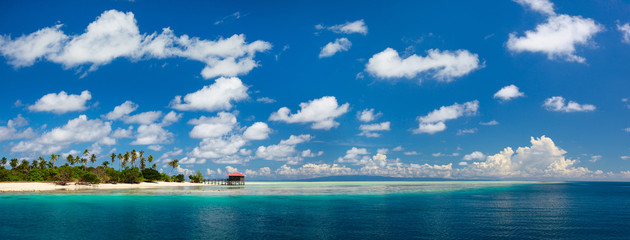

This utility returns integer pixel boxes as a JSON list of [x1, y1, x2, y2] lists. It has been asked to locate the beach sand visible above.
[[0, 182, 209, 192]]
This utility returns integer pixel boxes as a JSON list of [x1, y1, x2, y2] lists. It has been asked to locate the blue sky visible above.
[[1, 0, 629, 179]]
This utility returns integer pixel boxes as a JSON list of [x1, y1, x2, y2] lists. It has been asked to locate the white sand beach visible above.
[[0, 182, 208, 192]]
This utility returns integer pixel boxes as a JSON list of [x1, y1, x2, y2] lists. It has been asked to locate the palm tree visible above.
[[1, 157, 7, 167], [139, 150, 144, 161], [168, 159, 179, 174], [38, 156, 47, 169], [67, 155, 74, 166], [110, 153, 116, 169], [130, 150, 137, 168], [10, 158, 18, 168], [148, 155, 153, 165], [151, 164, 157, 170], [49, 154, 59, 168], [123, 152, 130, 169], [117, 153, 123, 169], [102, 161, 109, 168], [90, 154, 97, 167], [140, 157, 146, 170]]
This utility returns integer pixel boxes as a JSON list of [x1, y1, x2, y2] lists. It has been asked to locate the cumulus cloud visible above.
[[11, 115, 112, 154], [365, 48, 481, 82], [243, 122, 271, 140], [404, 151, 420, 156], [0, 10, 271, 78], [161, 111, 182, 126], [0, 115, 35, 142], [131, 124, 173, 145], [463, 151, 486, 161], [413, 100, 479, 134], [507, 14, 603, 63], [319, 38, 351, 58], [357, 108, 381, 122], [188, 112, 237, 139], [513, 0, 555, 15], [494, 84, 525, 101], [269, 96, 349, 130], [171, 77, 249, 112], [256, 134, 313, 164], [189, 135, 248, 162], [618, 22, 630, 43], [28, 90, 91, 114], [337, 147, 370, 164], [316, 19, 367, 35], [112, 126, 134, 138], [358, 121, 390, 137], [543, 96, 595, 112], [104, 101, 138, 120], [462, 136, 597, 178], [123, 111, 163, 125]]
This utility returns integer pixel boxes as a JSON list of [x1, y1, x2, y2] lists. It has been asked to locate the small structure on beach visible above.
[[228, 172, 245, 182], [205, 172, 245, 185]]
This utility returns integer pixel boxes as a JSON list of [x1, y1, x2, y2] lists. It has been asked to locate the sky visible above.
[[1, 0, 629, 180]]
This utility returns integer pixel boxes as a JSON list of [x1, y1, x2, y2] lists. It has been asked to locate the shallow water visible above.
[[1, 181, 629, 239]]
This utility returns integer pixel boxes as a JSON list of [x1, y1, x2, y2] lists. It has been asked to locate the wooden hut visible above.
[[227, 172, 245, 184]]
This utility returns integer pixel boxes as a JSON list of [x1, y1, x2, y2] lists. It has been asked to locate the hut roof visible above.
[[228, 172, 245, 177]]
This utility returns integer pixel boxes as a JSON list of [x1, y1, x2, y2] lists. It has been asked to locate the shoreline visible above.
[[0, 182, 207, 192]]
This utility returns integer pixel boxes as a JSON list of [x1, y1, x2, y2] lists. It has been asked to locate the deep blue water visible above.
[[1, 182, 630, 239]]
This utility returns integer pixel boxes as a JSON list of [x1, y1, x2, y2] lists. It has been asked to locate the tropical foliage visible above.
[[0, 149, 198, 184]]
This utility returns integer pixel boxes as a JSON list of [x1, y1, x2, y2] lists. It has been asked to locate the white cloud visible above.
[[365, 48, 481, 82], [432, 152, 459, 157], [621, 156, 630, 160], [462, 136, 597, 178], [188, 112, 237, 139], [337, 147, 370, 164], [392, 146, 403, 151], [404, 151, 420, 156], [104, 101, 138, 120], [28, 90, 91, 114], [588, 155, 602, 163], [0, 25, 67, 67], [357, 108, 381, 122], [456, 128, 477, 135], [618, 22, 630, 43], [507, 14, 603, 63], [112, 126, 134, 138], [494, 84, 525, 101], [319, 38, 351, 58], [543, 96, 595, 112], [624, 128, 630, 133], [358, 121, 390, 137], [513, 0, 555, 15], [480, 120, 499, 126], [244, 167, 272, 177], [161, 111, 182, 126], [256, 134, 313, 164], [0, 10, 271, 78], [317, 19, 367, 35], [463, 151, 486, 161], [413, 100, 479, 134], [269, 96, 349, 130], [189, 135, 248, 160], [123, 111, 163, 125], [131, 124, 173, 145], [0, 115, 35, 142], [256, 97, 276, 104], [11, 115, 112, 154], [243, 122, 271, 140], [171, 77, 248, 112], [148, 145, 163, 151]]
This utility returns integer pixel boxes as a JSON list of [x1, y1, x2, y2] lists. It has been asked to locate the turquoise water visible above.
[[1, 181, 630, 239]]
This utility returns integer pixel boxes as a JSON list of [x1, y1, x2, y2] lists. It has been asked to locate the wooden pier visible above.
[[203, 178, 245, 185]]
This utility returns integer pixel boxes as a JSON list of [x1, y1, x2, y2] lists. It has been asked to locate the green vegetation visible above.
[[0, 149, 201, 184]]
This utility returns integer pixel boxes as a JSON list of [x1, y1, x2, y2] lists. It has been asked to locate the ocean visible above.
[[1, 181, 629, 239]]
